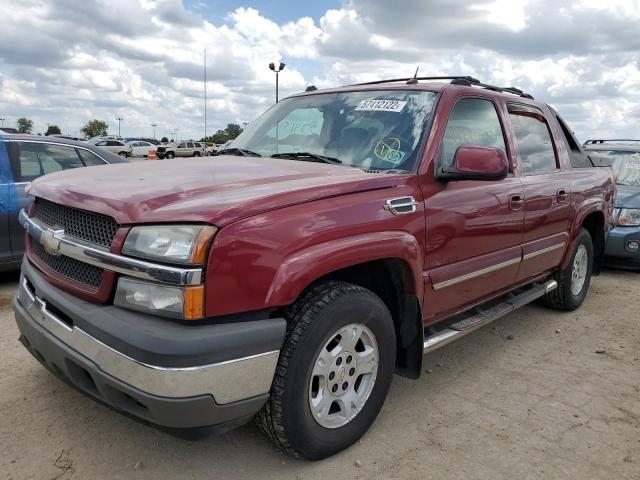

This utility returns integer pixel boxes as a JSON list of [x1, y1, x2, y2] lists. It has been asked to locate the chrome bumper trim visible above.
[[17, 277, 279, 404], [19, 209, 203, 286]]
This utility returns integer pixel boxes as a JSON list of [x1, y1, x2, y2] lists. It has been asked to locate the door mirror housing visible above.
[[439, 145, 509, 181]]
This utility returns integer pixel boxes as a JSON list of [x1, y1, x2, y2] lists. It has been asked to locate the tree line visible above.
[[10, 118, 244, 143]]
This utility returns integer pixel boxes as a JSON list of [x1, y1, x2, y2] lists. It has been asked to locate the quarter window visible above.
[[509, 107, 558, 175], [77, 148, 106, 166], [439, 98, 506, 169]]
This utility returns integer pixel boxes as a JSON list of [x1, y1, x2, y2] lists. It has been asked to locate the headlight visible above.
[[114, 277, 204, 320], [617, 208, 640, 227], [123, 225, 217, 264]]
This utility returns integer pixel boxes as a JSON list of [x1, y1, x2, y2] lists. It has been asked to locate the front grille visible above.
[[31, 241, 103, 288], [33, 199, 118, 248]]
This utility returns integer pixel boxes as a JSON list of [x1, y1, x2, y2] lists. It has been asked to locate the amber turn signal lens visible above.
[[191, 226, 217, 264], [183, 285, 205, 320]]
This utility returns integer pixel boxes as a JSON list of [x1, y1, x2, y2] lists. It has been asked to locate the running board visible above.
[[423, 280, 558, 354]]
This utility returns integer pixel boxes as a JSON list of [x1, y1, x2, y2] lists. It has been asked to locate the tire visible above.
[[194, 151, 200, 157], [542, 228, 593, 311], [118, 151, 128, 157], [256, 281, 396, 460], [166, 152, 175, 159]]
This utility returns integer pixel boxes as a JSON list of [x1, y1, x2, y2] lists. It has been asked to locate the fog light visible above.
[[627, 240, 640, 252], [114, 277, 204, 320]]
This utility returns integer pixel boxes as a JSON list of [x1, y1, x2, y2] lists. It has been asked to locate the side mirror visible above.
[[440, 145, 508, 181]]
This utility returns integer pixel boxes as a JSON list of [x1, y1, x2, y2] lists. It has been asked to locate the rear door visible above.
[[423, 96, 525, 320], [176, 142, 187, 156], [0, 140, 15, 264], [506, 104, 572, 281]]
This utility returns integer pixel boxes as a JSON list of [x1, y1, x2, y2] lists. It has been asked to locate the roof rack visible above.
[[584, 139, 640, 145], [350, 76, 534, 100]]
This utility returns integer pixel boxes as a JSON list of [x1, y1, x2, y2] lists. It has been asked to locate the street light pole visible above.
[[268, 62, 286, 103], [0, 117, 5, 126], [116, 116, 123, 136], [151, 123, 157, 139], [204, 48, 207, 141]]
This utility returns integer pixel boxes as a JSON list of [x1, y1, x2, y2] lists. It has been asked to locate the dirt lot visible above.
[[0, 269, 638, 480]]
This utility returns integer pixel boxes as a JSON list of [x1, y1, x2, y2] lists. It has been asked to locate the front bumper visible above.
[[14, 260, 286, 429], [605, 225, 640, 268]]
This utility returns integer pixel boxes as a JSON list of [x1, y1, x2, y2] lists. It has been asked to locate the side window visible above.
[[177, 142, 186, 148], [96, 141, 107, 146], [556, 114, 593, 168], [76, 149, 106, 166], [439, 98, 506, 169], [15, 143, 84, 181], [508, 106, 558, 175]]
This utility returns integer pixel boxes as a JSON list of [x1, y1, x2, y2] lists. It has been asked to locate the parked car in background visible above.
[[201, 142, 216, 155], [155, 140, 202, 159], [89, 138, 132, 157], [584, 139, 640, 269], [126, 140, 156, 158], [124, 137, 160, 146], [12, 76, 615, 459], [193, 141, 212, 156], [0, 134, 127, 271], [0, 127, 19, 134]]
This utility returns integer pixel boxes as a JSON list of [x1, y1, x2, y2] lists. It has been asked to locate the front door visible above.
[[422, 96, 524, 322]]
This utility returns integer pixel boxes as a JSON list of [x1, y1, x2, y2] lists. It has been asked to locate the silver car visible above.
[[89, 138, 133, 157], [0, 133, 127, 271]]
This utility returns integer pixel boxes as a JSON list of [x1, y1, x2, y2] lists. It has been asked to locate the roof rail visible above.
[[584, 139, 640, 145], [350, 76, 534, 99]]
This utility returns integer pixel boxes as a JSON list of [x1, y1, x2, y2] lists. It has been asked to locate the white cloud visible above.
[[0, 0, 638, 140]]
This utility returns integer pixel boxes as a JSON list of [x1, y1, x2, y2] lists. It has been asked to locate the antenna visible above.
[[406, 67, 420, 85]]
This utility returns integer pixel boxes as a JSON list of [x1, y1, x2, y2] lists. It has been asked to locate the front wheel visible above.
[[256, 281, 396, 460], [542, 228, 593, 311], [165, 152, 175, 159]]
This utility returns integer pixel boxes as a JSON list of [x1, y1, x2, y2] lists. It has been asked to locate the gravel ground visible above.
[[0, 268, 638, 480]]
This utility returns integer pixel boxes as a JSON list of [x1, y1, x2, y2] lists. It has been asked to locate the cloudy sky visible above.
[[0, 0, 639, 141]]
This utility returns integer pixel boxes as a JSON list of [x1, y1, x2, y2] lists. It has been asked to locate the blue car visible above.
[[584, 139, 640, 269], [0, 133, 128, 271]]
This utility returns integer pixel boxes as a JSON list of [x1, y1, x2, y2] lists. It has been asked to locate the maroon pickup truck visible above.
[[13, 76, 615, 459]]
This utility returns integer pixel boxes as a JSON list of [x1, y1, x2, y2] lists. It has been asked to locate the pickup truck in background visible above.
[[13, 76, 615, 460]]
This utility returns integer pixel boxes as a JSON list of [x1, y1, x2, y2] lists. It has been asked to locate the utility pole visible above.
[[116, 116, 123, 136], [204, 48, 207, 141], [0, 117, 5, 126], [269, 62, 286, 103], [151, 123, 157, 139]]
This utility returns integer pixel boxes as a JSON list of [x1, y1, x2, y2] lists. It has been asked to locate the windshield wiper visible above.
[[271, 152, 342, 165], [217, 147, 262, 157]]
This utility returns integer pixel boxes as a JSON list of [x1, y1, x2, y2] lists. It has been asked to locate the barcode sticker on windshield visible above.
[[355, 100, 407, 112]]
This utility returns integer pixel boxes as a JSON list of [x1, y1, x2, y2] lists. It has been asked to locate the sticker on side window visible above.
[[355, 99, 407, 113]]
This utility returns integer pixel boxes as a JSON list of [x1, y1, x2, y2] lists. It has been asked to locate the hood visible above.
[[615, 184, 640, 209], [29, 156, 406, 226]]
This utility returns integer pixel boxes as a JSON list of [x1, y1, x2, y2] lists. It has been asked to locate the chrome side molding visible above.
[[19, 209, 203, 286], [384, 196, 418, 215]]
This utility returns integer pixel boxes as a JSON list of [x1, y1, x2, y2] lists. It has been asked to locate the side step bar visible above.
[[423, 280, 558, 354]]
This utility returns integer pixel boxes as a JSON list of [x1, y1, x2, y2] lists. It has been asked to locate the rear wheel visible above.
[[256, 281, 396, 460], [542, 228, 593, 311]]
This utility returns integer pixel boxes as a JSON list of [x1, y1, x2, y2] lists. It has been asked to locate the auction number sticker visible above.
[[355, 99, 407, 112]]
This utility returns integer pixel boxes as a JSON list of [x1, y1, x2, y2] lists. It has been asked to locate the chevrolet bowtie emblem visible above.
[[41, 228, 64, 256]]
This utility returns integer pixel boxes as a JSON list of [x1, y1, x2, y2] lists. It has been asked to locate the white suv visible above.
[[91, 139, 132, 157]]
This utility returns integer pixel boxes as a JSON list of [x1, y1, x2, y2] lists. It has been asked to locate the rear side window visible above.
[[508, 105, 558, 175], [76, 148, 106, 166], [556, 114, 593, 168], [15, 143, 84, 181], [439, 98, 506, 169]]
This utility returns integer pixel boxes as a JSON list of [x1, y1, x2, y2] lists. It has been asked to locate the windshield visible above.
[[229, 90, 438, 171], [592, 150, 640, 186]]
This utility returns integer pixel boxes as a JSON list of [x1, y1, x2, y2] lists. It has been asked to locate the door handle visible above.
[[509, 194, 524, 210], [557, 188, 569, 202]]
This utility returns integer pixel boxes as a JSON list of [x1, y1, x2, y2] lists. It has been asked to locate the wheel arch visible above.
[[561, 207, 605, 274], [269, 247, 425, 380]]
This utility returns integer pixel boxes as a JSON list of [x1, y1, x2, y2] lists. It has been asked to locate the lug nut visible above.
[[336, 357, 342, 366], [329, 371, 335, 380], [349, 368, 355, 376], [342, 382, 348, 390], [332, 384, 338, 393]]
